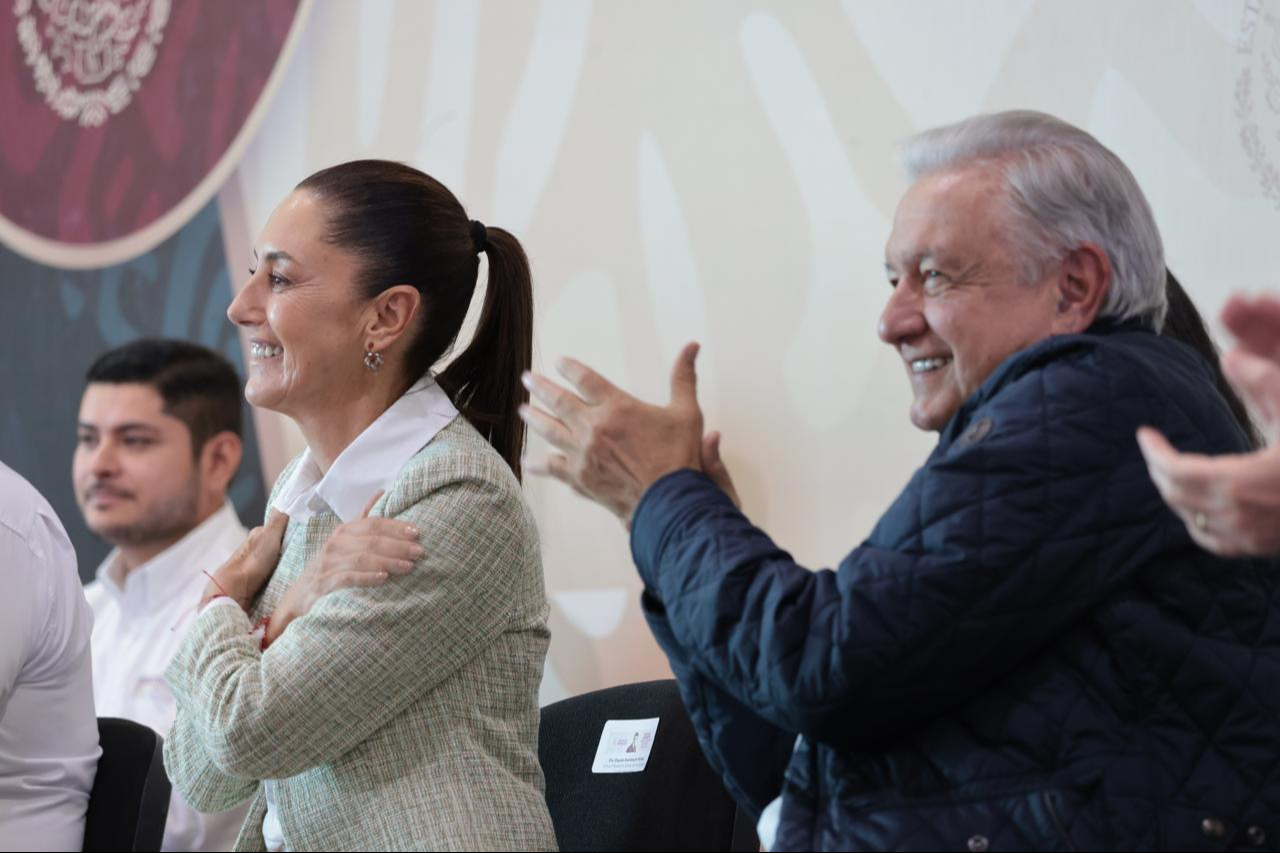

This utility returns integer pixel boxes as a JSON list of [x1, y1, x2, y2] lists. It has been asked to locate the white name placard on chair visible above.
[[591, 718, 660, 773]]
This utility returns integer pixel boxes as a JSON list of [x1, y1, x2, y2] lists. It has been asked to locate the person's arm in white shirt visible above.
[[0, 480, 100, 853], [0, 523, 38, 708]]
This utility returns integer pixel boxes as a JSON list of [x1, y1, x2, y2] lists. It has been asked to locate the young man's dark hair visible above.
[[85, 339, 243, 455]]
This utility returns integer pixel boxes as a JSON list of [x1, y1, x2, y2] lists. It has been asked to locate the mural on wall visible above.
[[0, 0, 312, 578], [0, 0, 310, 267]]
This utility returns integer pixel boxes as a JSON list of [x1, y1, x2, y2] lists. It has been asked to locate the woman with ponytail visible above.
[[162, 161, 556, 851]]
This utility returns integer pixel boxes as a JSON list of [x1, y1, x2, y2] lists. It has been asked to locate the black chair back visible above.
[[83, 717, 170, 852], [539, 679, 758, 852]]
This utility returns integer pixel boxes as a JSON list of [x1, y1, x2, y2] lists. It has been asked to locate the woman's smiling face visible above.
[[227, 190, 372, 420]]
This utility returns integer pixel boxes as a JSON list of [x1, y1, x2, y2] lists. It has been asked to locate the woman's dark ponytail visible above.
[[1162, 269, 1262, 449], [437, 226, 533, 480]]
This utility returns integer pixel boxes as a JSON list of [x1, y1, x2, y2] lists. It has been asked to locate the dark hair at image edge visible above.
[[297, 160, 533, 479], [1161, 270, 1262, 449]]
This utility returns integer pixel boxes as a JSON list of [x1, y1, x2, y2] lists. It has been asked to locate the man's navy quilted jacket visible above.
[[632, 321, 1279, 851]]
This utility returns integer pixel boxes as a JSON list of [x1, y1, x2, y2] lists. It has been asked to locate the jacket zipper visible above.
[[1044, 791, 1078, 853]]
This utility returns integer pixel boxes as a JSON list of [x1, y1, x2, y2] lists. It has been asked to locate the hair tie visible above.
[[470, 220, 488, 254]]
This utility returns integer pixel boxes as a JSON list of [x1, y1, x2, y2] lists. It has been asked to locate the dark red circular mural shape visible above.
[[0, 0, 306, 264]]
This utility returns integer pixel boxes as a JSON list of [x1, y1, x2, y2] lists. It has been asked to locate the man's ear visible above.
[[200, 431, 243, 497], [1053, 242, 1112, 334]]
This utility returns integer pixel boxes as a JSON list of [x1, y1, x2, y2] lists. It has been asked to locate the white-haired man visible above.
[[522, 111, 1280, 850]]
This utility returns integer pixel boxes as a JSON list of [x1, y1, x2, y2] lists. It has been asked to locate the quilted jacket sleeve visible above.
[[630, 334, 1231, 750], [642, 592, 795, 820]]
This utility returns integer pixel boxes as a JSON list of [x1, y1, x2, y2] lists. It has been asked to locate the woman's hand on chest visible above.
[[200, 510, 291, 610], [266, 491, 424, 645]]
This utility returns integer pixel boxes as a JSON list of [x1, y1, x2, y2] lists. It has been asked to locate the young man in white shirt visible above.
[[74, 339, 251, 852], [0, 460, 100, 853]]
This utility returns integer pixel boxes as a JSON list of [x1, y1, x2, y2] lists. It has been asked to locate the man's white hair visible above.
[[901, 110, 1167, 329]]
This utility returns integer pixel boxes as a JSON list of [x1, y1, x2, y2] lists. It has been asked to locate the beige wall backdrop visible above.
[[217, 0, 1280, 703]]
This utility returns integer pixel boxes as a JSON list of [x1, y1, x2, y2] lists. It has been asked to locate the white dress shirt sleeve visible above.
[[0, 521, 39, 707], [0, 470, 99, 853]]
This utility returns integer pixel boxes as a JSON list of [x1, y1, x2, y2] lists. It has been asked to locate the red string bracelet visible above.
[[201, 570, 252, 609], [169, 573, 240, 633], [197, 572, 271, 651]]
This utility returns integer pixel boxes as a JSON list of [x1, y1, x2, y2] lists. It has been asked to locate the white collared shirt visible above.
[[0, 461, 100, 853], [272, 376, 460, 525], [84, 501, 250, 852], [260, 376, 458, 852]]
